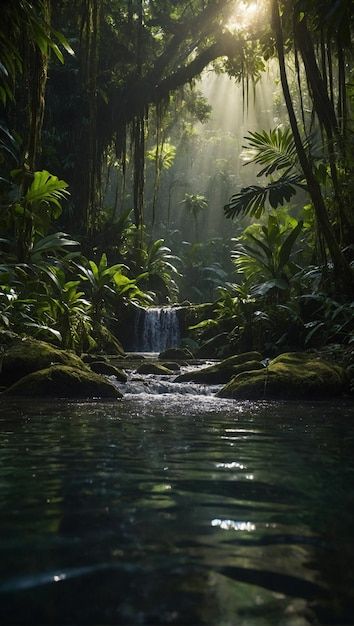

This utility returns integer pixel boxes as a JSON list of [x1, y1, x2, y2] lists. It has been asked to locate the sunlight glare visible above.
[[227, 0, 266, 33]]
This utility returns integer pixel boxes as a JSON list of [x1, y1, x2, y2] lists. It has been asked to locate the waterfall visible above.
[[133, 307, 181, 352]]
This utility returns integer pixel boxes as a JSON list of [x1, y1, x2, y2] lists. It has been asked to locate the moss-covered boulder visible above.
[[136, 362, 174, 375], [159, 348, 194, 360], [175, 351, 263, 384], [160, 362, 181, 371], [89, 361, 128, 382], [81, 353, 108, 364], [3, 365, 122, 398], [0, 337, 88, 388], [218, 352, 347, 400]]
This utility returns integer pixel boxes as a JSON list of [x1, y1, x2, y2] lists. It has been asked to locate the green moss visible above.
[[89, 360, 127, 382], [3, 365, 122, 398], [175, 352, 263, 384], [0, 337, 89, 387], [136, 362, 174, 375], [218, 352, 347, 400]]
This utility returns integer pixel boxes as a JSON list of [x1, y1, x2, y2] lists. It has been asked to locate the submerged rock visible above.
[[89, 361, 128, 382], [136, 362, 174, 375], [175, 351, 263, 384], [218, 352, 347, 400], [0, 337, 87, 388], [159, 347, 194, 360], [3, 365, 122, 398]]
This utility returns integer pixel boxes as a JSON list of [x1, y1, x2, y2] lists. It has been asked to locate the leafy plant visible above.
[[77, 253, 150, 324], [182, 193, 208, 220], [232, 213, 303, 300], [301, 294, 354, 347], [224, 128, 307, 219], [3, 169, 69, 262], [134, 239, 181, 303]]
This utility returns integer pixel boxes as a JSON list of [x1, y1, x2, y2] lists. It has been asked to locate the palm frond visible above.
[[243, 128, 301, 177], [224, 174, 305, 219]]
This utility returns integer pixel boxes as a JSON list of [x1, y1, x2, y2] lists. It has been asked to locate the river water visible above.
[[0, 390, 354, 625]]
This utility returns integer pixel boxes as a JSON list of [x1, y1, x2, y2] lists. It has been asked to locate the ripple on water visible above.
[[0, 398, 353, 625]]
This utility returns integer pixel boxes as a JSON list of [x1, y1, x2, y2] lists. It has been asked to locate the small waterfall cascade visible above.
[[133, 307, 181, 352]]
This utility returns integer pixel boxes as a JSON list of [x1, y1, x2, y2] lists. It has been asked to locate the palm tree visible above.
[[182, 193, 208, 241]]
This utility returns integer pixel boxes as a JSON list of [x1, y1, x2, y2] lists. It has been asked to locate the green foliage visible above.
[[134, 239, 181, 303], [77, 252, 151, 328], [146, 142, 176, 171], [301, 294, 354, 347], [224, 128, 307, 219], [244, 128, 300, 176], [34, 269, 92, 350], [182, 193, 208, 220], [232, 213, 303, 299], [0, 1, 73, 105], [1, 168, 70, 263], [179, 238, 232, 303]]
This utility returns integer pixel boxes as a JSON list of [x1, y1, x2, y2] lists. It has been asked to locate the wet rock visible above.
[[136, 362, 174, 375], [81, 353, 108, 364], [0, 337, 88, 388], [3, 365, 122, 398], [89, 361, 128, 382], [159, 347, 194, 360], [218, 352, 348, 400], [175, 351, 263, 384], [160, 362, 181, 371]]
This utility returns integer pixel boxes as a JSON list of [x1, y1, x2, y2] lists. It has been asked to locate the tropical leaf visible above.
[[25, 170, 69, 209], [243, 128, 300, 177], [278, 220, 303, 270], [251, 278, 289, 296], [30, 232, 79, 261], [224, 174, 305, 219]]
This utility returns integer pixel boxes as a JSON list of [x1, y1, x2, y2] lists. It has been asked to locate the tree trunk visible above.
[[271, 0, 353, 295]]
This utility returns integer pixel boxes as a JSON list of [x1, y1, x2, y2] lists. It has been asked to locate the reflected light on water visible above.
[[211, 519, 256, 532], [215, 461, 246, 469]]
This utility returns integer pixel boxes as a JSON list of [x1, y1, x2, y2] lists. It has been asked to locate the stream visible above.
[[0, 371, 354, 625]]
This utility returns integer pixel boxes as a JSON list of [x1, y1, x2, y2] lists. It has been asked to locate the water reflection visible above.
[[0, 398, 353, 624]]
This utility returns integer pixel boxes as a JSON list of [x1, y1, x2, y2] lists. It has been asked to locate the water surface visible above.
[[0, 394, 353, 625]]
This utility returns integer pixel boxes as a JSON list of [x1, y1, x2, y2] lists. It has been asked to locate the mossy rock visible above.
[[175, 352, 264, 385], [89, 361, 128, 382], [136, 362, 174, 375], [0, 337, 88, 388], [218, 352, 348, 400], [160, 362, 181, 371], [3, 365, 122, 398], [159, 348, 194, 360], [81, 353, 108, 364]]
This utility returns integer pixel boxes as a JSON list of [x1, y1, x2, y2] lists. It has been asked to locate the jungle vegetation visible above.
[[0, 0, 353, 354]]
